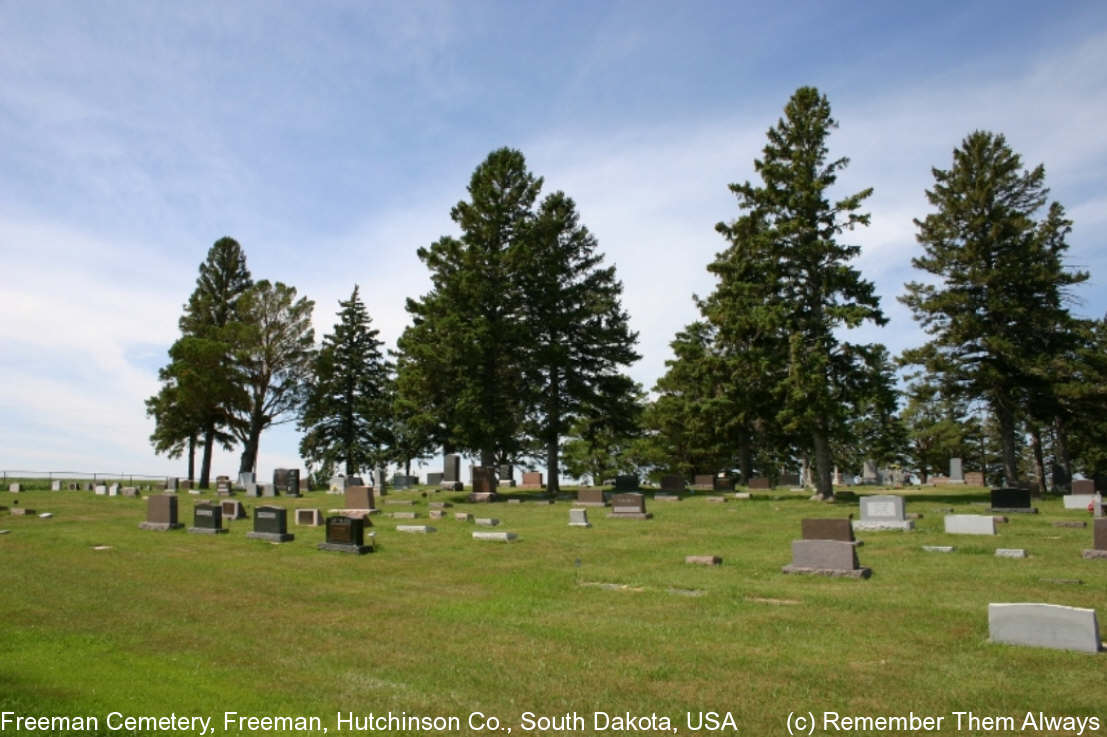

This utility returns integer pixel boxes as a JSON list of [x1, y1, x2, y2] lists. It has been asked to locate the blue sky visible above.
[[2, 1, 1105, 479]]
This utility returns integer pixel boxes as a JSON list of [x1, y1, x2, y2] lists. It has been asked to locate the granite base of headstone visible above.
[[782, 540, 871, 579], [988, 603, 1102, 654], [139, 494, 183, 531], [188, 503, 228, 535], [989, 488, 1037, 514], [608, 492, 651, 520], [569, 508, 591, 527], [317, 515, 373, 554], [852, 495, 914, 531], [246, 505, 294, 542]]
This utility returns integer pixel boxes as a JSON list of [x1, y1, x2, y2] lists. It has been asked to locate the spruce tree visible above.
[[719, 87, 886, 498], [515, 191, 640, 493], [900, 131, 1088, 485], [299, 286, 393, 476], [399, 148, 541, 467]]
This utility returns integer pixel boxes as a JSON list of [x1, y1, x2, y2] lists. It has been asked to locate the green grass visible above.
[[1, 483, 1104, 736]]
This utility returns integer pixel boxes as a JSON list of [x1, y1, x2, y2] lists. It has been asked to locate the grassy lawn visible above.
[[1, 482, 1103, 736]]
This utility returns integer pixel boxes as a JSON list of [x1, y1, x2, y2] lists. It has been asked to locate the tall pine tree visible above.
[[900, 131, 1088, 486], [299, 286, 393, 476], [720, 87, 886, 498]]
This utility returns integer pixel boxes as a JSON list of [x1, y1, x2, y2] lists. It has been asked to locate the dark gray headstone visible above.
[[273, 468, 301, 497], [247, 505, 293, 542], [613, 475, 639, 491], [427, 472, 444, 486], [783, 539, 870, 578], [990, 488, 1034, 512], [317, 515, 372, 554], [658, 474, 685, 492], [443, 454, 461, 483], [715, 475, 738, 491], [189, 503, 227, 534], [692, 474, 714, 488], [801, 518, 855, 543], [609, 492, 651, 519]]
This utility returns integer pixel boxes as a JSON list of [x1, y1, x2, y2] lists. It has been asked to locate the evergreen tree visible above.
[[719, 87, 886, 498], [299, 286, 393, 476], [231, 280, 315, 473], [900, 131, 1088, 485], [515, 191, 640, 493], [150, 237, 252, 487], [399, 148, 541, 466]]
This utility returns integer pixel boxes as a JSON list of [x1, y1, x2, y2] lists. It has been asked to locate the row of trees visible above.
[[149, 87, 1106, 494], [640, 87, 1106, 494]]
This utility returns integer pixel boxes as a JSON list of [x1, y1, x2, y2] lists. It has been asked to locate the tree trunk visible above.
[[405, 458, 412, 476], [994, 402, 1019, 486], [199, 425, 215, 489], [187, 433, 196, 482], [480, 449, 495, 467], [547, 439, 560, 495], [812, 431, 833, 499], [1029, 427, 1047, 496], [1053, 415, 1072, 492], [738, 433, 752, 485]]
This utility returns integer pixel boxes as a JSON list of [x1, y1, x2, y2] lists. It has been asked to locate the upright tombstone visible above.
[[608, 492, 651, 520], [247, 505, 294, 543], [692, 474, 715, 490], [427, 472, 444, 486], [519, 471, 544, 490], [243, 482, 260, 498], [964, 471, 985, 486], [345, 485, 375, 512], [948, 458, 965, 484], [374, 466, 388, 496], [801, 518, 857, 544], [1072, 479, 1095, 495], [498, 465, 514, 483], [166, 477, 179, 491], [988, 603, 1101, 654], [783, 540, 871, 579], [659, 474, 685, 493], [8, 483, 21, 493], [613, 475, 639, 491], [861, 460, 878, 484], [50, 480, 62, 491], [468, 467, 499, 503], [139, 494, 183, 531], [852, 495, 914, 531], [108, 483, 120, 496], [576, 487, 607, 507], [317, 515, 373, 554], [745, 477, 769, 490], [220, 499, 247, 520], [216, 476, 233, 496], [273, 468, 301, 497], [295, 508, 323, 526], [1082, 519, 1107, 560], [944, 514, 997, 535], [261, 484, 278, 497], [328, 475, 348, 494], [779, 472, 801, 487], [189, 503, 228, 535], [1063, 494, 1096, 510], [990, 488, 1037, 514], [569, 508, 591, 528]]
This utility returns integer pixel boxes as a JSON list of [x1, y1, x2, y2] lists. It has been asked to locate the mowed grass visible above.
[[1, 482, 1104, 736]]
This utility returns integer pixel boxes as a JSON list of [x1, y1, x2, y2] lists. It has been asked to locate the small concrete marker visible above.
[[474, 517, 500, 526], [1054, 521, 1087, 528], [473, 531, 517, 542], [995, 548, 1027, 558], [454, 512, 473, 522], [396, 525, 435, 533], [38, 512, 53, 519], [922, 545, 955, 553], [685, 555, 722, 566]]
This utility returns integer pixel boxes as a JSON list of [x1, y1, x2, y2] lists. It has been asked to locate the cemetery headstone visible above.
[[295, 508, 323, 526], [329, 475, 348, 493], [783, 539, 871, 578], [317, 515, 373, 554], [519, 471, 544, 490], [475, 517, 500, 526], [988, 603, 1101, 654], [995, 548, 1027, 558], [990, 488, 1037, 514], [949, 457, 965, 483], [108, 483, 120, 496], [166, 477, 179, 491], [261, 483, 278, 497], [801, 518, 857, 544], [964, 471, 984, 486], [852, 495, 914, 531], [50, 480, 61, 491], [273, 468, 301, 497], [1064, 494, 1096, 510], [139, 494, 183, 531], [397, 524, 435, 533], [576, 488, 607, 507], [613, 475, 639, 491], [345, 485, 375, 511], [216, 477, 233, 496], [468, 467, 498, 502], [244, 482, 261, 498], [94, 484, 107, 495], [121, 486, 140, 497], [1071, 479, 1095, 495], [608, 492, 651, 520], [8, 483, 21, 493], [247, 505, 294, 542], [779, 472, 801, 487], [659, 474, 685, 492], [1082, 519, 1107, 560], [455, 512, 473, 521], [429, 509, 446, 520], [237, 471, 256, 488], [685, 555, 721, 566], [427, 472, 444, 486], [569, 508, 591, 528], [188, 503, 228, 535], [498, 465, 514, 482], [944, 514, 997, 535], [443, 454, 461, 483], [692, 474, 715, 489], [745, 477, 769, 490], [861, 460, 878, 484], [472, 531, 517, 542], [220, 499, 247, 520]]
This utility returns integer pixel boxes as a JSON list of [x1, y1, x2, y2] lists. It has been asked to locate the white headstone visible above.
[[473, 531, 517, 542], [853, 495, 914, 531], [569, 508, 591, 528], [949, 457, 965, 483], [1064, 494, 1096, 510], [944, 514, 996, 535]]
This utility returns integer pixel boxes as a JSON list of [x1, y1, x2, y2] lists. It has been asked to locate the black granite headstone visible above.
[[247, 505, 293, 542], [317, 515, 372, 554]]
